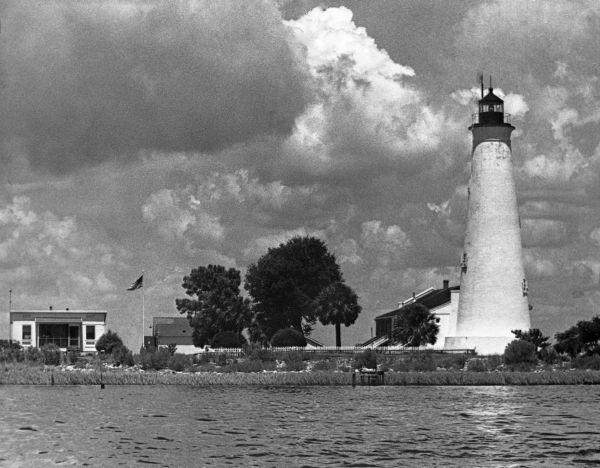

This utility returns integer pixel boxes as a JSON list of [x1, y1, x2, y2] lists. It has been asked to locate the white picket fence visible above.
[[195, 345, 474, 356]]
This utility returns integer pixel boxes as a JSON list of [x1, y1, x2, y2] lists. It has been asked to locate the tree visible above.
[[245, 236, 342, 343], [211, 331, 247, 348], [176, 265, 251, 347], [391, 303, 439, 348], [96, 330, 124, 354], [554, 326, 582, 357], [315, 281, 362, 347], [511, 328, 550, 351], [554, 316, 600, 357], [271, 328, 307, 347]]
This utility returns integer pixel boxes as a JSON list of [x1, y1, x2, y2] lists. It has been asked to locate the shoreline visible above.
[[2, 366, 600, 386]]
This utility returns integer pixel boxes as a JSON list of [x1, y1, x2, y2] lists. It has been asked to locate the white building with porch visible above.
[[10, 309, 107, 353]]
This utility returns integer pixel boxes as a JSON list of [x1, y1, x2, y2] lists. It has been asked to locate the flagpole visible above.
[[142, 270, 145, 350]]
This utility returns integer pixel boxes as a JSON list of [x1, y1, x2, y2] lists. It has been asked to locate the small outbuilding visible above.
[[152, 317, 199, 354]]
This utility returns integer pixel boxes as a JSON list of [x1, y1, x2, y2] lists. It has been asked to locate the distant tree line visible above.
[[175, 236, 362, 348]]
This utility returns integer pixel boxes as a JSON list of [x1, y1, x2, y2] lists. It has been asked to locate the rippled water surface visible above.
[[1, 384, 600, 467]]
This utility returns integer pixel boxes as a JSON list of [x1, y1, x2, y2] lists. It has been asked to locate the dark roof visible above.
[[153, 317, 193, 338], [306, 336, 323, 347], [480, 88, 503, 104], [375, 286, 459, 321]]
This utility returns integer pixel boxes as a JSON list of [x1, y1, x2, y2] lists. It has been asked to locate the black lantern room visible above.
[[477, 87, 506, 126]]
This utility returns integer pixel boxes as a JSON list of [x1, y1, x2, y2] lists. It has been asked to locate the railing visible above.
[[38, 337, 80, 348]]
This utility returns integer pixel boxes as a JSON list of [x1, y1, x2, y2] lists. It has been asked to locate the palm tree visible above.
[[315, 282, 362, 347], [392, 303, 439, 349]]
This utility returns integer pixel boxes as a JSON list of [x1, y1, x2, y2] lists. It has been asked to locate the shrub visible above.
[[282, 359, 306, 371], [95, 330, 124, 354], [467, 358, 487, 372], [572, 354, 600, 370], [243, 344, 275, 362], [41, 343, 62, 366], [168, 353, 191, 372], [112, 345, 134, 367], [312, 360, 336, 371], [25, 347, 44, 363], [215, 353, 228, 366], [151, 349, 171, 370], [354, 349, 377, 370], [270, 328, 306, 347], [539, 346, 560, 365], [211, 331, 246, 348], [504, 340, 538, 366], [279, 350, 308, 363], [221, 360, 276, 373]]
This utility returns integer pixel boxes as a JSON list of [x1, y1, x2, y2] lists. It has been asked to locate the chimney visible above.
[[66, 307, 69, 311], [49, 305, 53, 311], [443, 279, 449, 289], [412, 292, 416, 300]]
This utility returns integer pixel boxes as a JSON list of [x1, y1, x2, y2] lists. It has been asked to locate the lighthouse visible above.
[[444, 82, 530, 355]]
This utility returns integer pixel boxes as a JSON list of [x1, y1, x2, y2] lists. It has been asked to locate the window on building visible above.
[[86, 325, 95, 341], [22, 325, 31, 343]]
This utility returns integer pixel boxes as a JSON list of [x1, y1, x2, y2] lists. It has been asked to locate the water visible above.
[[1, 385, 599, 467]]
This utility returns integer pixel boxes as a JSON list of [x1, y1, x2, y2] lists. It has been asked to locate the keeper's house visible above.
[[10, 308, 107, 352], [370, 280, 459, 349]]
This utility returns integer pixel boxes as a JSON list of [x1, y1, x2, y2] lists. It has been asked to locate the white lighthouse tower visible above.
[[445, 82, 530, 355]]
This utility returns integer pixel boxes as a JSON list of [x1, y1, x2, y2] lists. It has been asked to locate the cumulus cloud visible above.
[[0, 0, 309, 173], [142, 189, 224, 241], [0, 196, 122, 306], [281, 6, 462, 181]]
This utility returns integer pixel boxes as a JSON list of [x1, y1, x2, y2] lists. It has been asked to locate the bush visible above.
[[168, 353, 192, 372], [282, 359, 306, 371], [466, 358, 487, 372], [41, 343, 62, 366], [270, 328, 307, 347], [312, 360, 337, 371], [215, 353, 228, 367], [221, 360, 276, 373], [167, 343, 177, 355], [504, 340, 538, 366], [354, 349, 377, 370], [539, 346, 560, 365], [25, 347, 44, 363], [243, 344, 275, 362], [95, 330, 124, 354], [572, 354, 600, 370], [112, 344, 134, 367], [211, 331, 246, 348]]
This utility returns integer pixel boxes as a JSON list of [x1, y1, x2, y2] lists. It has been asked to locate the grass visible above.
[[3, 362, 600, 386]]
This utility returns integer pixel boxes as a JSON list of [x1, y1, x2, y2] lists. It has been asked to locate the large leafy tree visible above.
[[315, 282, 362, 347], [554, 316, 600, 357], [392, 303, 439, 348], [175, 265, 251, 347], [245, 236, 342, 343]]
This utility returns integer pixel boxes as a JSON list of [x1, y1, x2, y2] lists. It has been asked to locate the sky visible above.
[[1, 0, 600, 349]]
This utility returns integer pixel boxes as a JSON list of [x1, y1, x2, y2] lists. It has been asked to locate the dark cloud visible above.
[[0, 0, 310, 173]]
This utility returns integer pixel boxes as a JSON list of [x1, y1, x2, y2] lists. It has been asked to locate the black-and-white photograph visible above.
[[1, 1, 600, 466]]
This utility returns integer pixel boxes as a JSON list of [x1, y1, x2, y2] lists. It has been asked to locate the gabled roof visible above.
[[153, 317, 193, 338], [375, 285, 459, 321], [306, 336, 323, 347]]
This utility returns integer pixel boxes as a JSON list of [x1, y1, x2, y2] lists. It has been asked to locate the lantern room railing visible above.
[[471, 113, 511, 125]]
